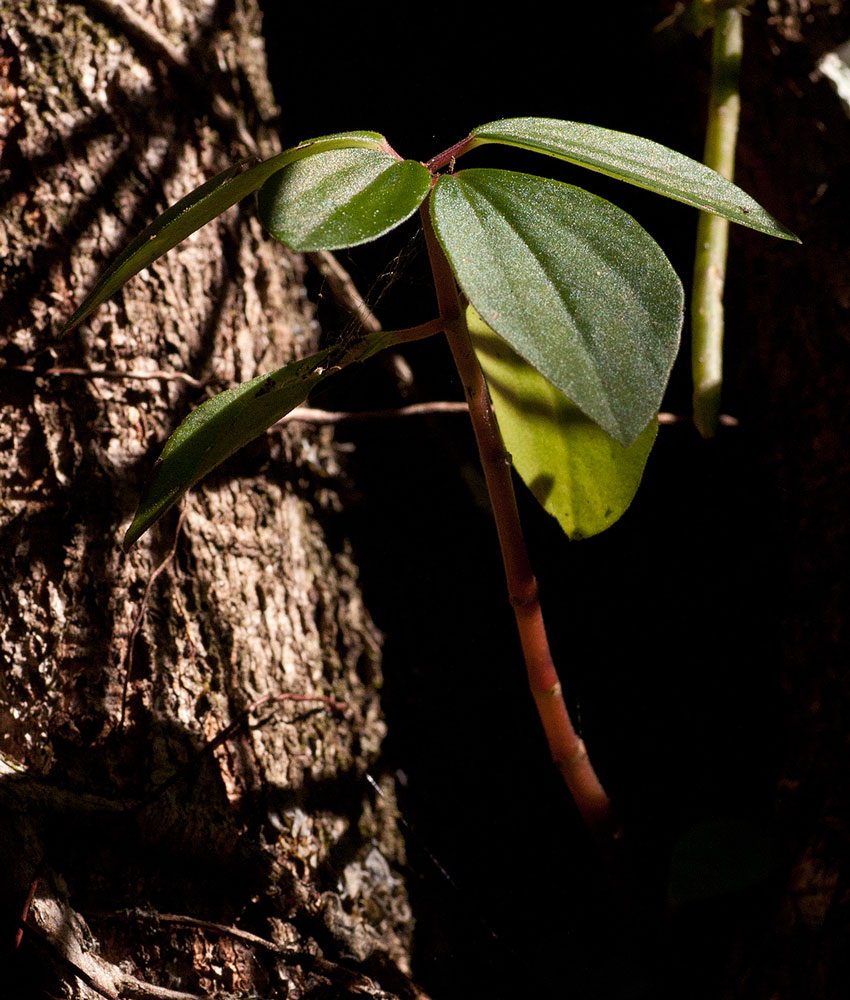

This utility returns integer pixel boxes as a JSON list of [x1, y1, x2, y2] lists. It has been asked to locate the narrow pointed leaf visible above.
[[257, 148, 431, 251], [123, 351, 329, 549], [123, 327, 395, 549], [63, 131, 388, 333], [431, 168, 683, 446], [470, 117, 799, 242], [468, 306, 657, 540]]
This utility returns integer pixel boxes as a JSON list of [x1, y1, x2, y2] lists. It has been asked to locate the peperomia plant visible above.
[[63, 117, 797, 838]]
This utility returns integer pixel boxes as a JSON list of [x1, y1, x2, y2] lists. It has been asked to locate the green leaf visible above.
[[123, 350, 329, 549], [63, 131, 389, 334], [123, 326, 397, 549], [258, 148, 431, 251], [468, 306, 657, 540], [431, 168, 683, 446], [470, 117, 799, 242], [668, 818, 778, 907]]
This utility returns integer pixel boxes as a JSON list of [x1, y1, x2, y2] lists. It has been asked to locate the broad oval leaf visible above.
[[431, 168, 683, 446], [470, 117, 799, 242], [122, 328, 400, 549], [63, 131, 389, 334], [468, 306, 657, 540], [257, 148, 431, 251], [668, 818, 778, 907]]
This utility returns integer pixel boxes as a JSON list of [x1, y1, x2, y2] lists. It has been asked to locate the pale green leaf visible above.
[[468, 306, 657, 540], [431, 168, 683, 446], [63, 131, 388, 333], [469, 117, 799, 242], [258, 148, 431, 251]]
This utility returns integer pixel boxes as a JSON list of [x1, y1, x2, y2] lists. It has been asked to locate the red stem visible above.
[[420, 203, 615, 841], [15, 877, 38, 950], [425, 135, 479, 173]]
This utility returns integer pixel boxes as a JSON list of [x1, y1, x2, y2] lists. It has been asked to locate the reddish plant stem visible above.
[[425, 134, 479, 173], [15, 877, 39, 950], [420, 204, 614, 841]]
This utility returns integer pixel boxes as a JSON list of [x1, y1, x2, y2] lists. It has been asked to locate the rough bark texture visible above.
[[0, 2, 416, 997]]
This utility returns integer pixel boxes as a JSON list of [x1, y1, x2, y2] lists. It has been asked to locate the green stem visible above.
[[691, 4, 743, 438], [420, 202, 615, 841]]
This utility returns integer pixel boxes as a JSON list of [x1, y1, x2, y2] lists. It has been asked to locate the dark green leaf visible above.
[[123, 351, 328, 549], [63, 131, 388, 333], [258, 148, 431, 251], [468, 306, 657, 540], [668, 818, 778, 907], [122, 329, 396, 549], [470, 117, 799, 242], [431, 168, 683, 446]]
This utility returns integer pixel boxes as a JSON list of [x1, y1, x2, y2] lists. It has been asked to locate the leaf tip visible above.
[[762, 215, 802, 244], [60, 309, 85, 336], [122, 520, 142, 552], [123, 505, 161, 550], [733, 203, 801, 243]]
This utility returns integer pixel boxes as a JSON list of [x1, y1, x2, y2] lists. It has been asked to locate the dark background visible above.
[[258, 3, 850, 997]]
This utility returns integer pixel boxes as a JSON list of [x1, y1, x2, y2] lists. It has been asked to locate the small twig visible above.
[[14, 877, 39, 950], [6, 315, 442, 393], [114, 977, 206, 1000], [81, 0, 256, 152], [24, 906, 207, 1000], [82, 0, 191, 76], [119, 507, 187, 729], [6, 364, 206, 388], [277, 401, 469, 425], [309, 238, 434, 399], [691, 3, 744, 437], [5, 363, 742, 428], [139, 691, 346, 807], [197, 692, 349, 760], [309, 250, 383, 333], [99, 906, 432, 999], [125, 908, 290, 955], [282, 405, 739, 427], [18, 917, 120, 1000]]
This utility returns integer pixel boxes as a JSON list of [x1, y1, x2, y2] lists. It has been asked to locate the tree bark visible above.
[[0, 2, 417, 996]]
